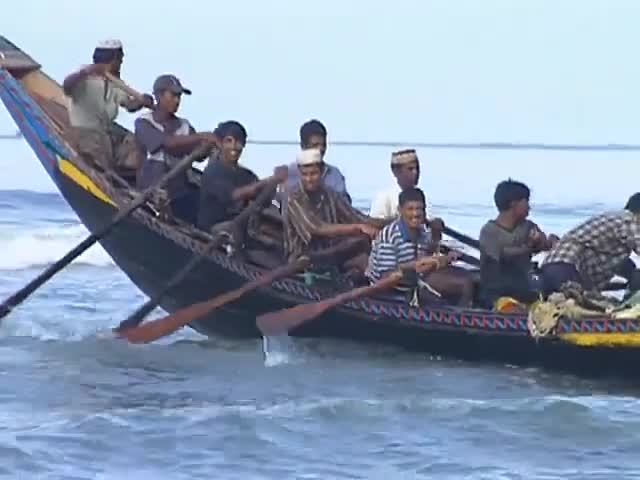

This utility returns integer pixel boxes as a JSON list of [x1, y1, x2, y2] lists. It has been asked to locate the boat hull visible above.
[[51, 139, 640, 379], [3, 45, 640, 379]]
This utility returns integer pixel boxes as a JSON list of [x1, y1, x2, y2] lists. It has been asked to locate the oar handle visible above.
[[104, 72, 147, 103], [317, 272, 403, 311], [443, 225, 480, 250]]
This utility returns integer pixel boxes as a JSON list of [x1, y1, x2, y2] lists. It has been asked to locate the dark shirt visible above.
[[134, 112, 196, 199], [284, 186, 369, 261], [479, 219, 539, 305], [197, 156, 259, 231]]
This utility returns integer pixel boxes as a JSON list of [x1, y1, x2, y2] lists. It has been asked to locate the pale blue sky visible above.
[[1, 1, 639, 205]]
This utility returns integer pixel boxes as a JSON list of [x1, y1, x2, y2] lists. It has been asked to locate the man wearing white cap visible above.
[[284, 148, 386, 264], [369, 149, 432, 220], [277, 119, 351, 210], [63, 39, 153, 172]]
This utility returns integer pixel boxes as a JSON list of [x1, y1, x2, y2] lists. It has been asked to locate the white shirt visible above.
[[369, 184, 433, 219], [67, 70, 129, 129]]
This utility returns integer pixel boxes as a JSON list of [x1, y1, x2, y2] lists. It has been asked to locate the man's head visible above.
[[214, 120, 247, 165], [92, 39, 124, 75], [152, 74, 192, 114], [299, 119, 327, 160], [391, 149, 420, 190], [625, 193, 640, 214], [494, 179, 531, 221], [398, 187, 427, 230], [296, 148, 324, 193]]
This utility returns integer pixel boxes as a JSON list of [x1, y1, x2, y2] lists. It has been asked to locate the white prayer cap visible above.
[[96, 39, 123, 50], [296, 148, 322, 166], [391, 148, 418, 166]]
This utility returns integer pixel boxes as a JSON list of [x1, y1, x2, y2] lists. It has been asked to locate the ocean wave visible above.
[[0, 223, 114, 270]]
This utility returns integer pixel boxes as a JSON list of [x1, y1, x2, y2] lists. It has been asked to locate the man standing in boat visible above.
[[279, 119, 351, 206], [135, 74, 218, 224], [541, 192, 640, 295], [366, 188, 474, 307], [63, 39, 154, 172], [197, 120, 288, 232], [284, 148, 386, 271]]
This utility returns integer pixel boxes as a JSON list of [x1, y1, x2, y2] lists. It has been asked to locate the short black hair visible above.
[[625, 193, 640, 213], [493, 179, 530, 212], [215, 120, 247, 143], [399, 187, 426, 206], [92, 47, 123, 64], [299, 119, 327, 146]]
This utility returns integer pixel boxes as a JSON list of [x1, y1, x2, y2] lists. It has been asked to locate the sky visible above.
[[1, 0, 639, 205]]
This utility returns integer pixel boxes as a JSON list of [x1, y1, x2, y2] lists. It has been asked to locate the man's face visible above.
[[109, 52, 124, 76], [399, 200, 426, 229], [513, 198, 531, 221], [299, 164, 323, 193], [221, 135, 245, 164], [158, 90, 181, 114], [303, 134, 327, 160], [394, 160, 420, 189]]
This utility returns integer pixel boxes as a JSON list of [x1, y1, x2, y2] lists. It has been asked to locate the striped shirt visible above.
[[365, 219, 433, 292], [542, 210, 640, 289], [284, 185, 370, 261]]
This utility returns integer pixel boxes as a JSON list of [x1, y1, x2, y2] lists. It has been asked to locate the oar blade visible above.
[[115, 288, 246, 343], [257, 301, 330, 336], [116, 312, 189, 344]]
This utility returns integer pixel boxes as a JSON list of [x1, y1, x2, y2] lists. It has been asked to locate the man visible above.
[[284, 148, 384, 263], [198, 120, 288, 232], [479, 179, 558, 308], [366, 188, 474, 307], [282, 119, 351, 203], [63, 39, 154, 171], [369, 149, 433, 220], [541, 192, 640, 294], [135, 74, 217, 224]]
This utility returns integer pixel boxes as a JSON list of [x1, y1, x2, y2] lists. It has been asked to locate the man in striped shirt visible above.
[[366, 188, 474, 306], [284, 148, 386, 264]]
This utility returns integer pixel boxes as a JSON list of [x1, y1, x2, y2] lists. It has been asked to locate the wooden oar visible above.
[[0, 143, 211, 321], [257, 271, 404, 336], [116, 236, 369, 343], [116, 257, 310, 343], [104, 72, 151, 106], [114, 183, 279, 332], [442, 225, 480, 250]]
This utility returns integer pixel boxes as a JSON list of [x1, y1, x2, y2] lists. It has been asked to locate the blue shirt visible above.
[[365, 219, 432, 292]]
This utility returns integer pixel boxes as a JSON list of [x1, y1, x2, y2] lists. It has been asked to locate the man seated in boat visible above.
[[284, 148, 385, 271], [135, 74, 218, 224], [366, 188, 474, 307], [278, 119, 351, 207], [197, 120, 288, 232], [478, 179, 558, 309], [63, 39, 154, 175], [369, 149, 433, 220], [540, 192, 640, 295]]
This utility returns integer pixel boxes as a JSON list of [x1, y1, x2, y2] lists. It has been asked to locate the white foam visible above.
[[0, 223, 113, 270]]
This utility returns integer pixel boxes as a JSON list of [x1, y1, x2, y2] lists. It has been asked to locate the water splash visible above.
[[262, 334, 297, 367]]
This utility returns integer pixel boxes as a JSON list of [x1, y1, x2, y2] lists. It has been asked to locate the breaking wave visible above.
[[0, 223, 114, 270]]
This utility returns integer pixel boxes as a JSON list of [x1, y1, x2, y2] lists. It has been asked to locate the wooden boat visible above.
[[2, 36, 640, 379]]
